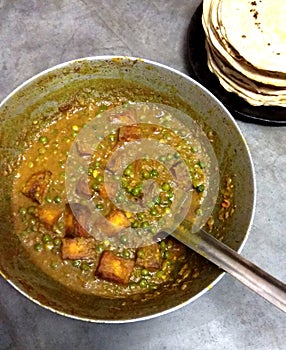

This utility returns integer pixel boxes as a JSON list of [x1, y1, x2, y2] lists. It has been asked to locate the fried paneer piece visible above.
[[61, 237, 95, 260], [119, 125, 141, 142], [95, 209, 130, 236], [37, 205, 61, 228], [136, 243, 162, 271], [96, 251, 134, 284], [64, 203, 90, 238], [22, 170, 52, 204]]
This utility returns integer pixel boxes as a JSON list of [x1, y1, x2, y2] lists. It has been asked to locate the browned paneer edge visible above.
[[96, 250, 135, 285], [22, 170, 52, 204]]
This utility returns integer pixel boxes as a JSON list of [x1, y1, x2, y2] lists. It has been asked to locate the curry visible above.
[[12, 94, 209, 297]]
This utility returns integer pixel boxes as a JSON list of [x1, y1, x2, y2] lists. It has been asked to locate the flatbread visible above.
[[219, 0, 286, 74], [206, 42, 286, 106], [201, 0, 286, 107]]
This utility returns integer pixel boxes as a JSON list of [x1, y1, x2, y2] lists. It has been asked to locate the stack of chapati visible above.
[[202, 0, 286, 107]]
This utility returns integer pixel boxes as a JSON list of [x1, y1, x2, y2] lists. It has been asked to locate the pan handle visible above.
[[173, 225, 286, 313]]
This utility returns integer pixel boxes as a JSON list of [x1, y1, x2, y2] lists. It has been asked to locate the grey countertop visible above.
[[0, 1, 285, 349]]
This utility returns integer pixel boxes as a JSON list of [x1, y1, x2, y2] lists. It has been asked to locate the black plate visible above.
[[186, 3, 286, 126]]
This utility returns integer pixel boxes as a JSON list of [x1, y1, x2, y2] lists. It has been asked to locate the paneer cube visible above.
[[96, 251, 134, 284], [22, 170, 52, 204], [61, 237, 95, 260], [136, 243, 162, 271], [64, 203, 90, 238], [119, 125, 141, 142], [37, 205, 61, 228], [96, 209, 130, 236]]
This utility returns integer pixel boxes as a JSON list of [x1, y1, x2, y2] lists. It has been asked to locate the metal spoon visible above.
[[172, 222, 286, 313]]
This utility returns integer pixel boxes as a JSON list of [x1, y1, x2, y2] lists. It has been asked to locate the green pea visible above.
[[150, 169, 159, 178], [38, 147, 46, 155], [142, 170, 150, 179], [165, 207, 171, 214], [131, 186, 142, 197], [21, 229, 30, 238], [28, 161, 34, 168], [116, 194, 124, 203], [72, 260, 81, 268], [50, 261, 59, 269], [153, 196, 161, 205], [139, 279, 148, 288], [137, 249, 144, 258], [27, 206, 36, 215], [19, 207, 27, 216], [122, 249, 131, 259], [167, 154, 173, 161], [163, 132, 171, 140], [166, 191, 174, 199], [198, 161, 206, 169], [131, 220, 139, 228], [80, 262, 90, 271], [53, 237, 62, 246], [96, 175, 104, 183], [196, 184, 205, 193], [150, 208, 158, 216], [53, 195, 62, 203], [124, 168, 133, 177], [160, 241, 167, 250], [34, 243, 43, 252], [42, 234, 52, 243], [94, 161, 101, 169], [126, 186, 133, 194], [92, 182, 100, 191], [156, 270, 165, 279], [39, 135, 48, 144], [45, 195, 53, 203], [159, 156, 166, 162], [96, 203, 104, 210], [137, 213, 145, 221], [129, 282, 137, 290], [161, 182, 171, 192], [96, 244, 104, 253], [141, 269, 149, 276], [120, 235, 128, 244], [141, 221, 149, 229], [108, 134, 116, 142]]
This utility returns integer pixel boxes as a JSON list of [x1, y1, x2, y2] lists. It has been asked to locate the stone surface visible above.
[[0, 1, 285, 349]]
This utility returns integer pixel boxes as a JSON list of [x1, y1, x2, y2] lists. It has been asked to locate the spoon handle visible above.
[[173, 226, 286, 313]]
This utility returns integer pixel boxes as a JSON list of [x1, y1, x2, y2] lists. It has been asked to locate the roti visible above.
[[202, 0, 286, 107]]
